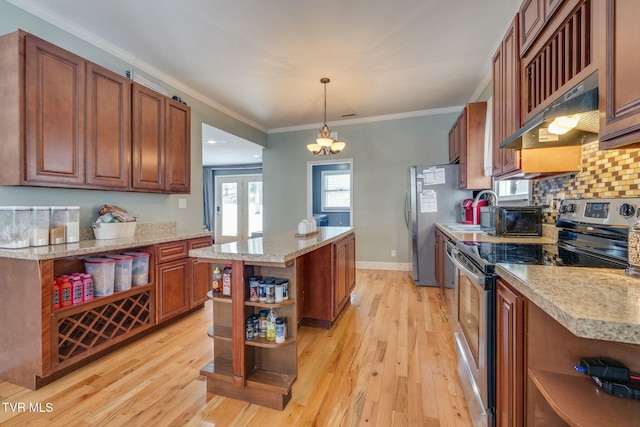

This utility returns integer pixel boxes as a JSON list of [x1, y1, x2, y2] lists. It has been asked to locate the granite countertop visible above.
[[189, 226, 354, 265], [435, 223, 640, 345], [0, 222, 212, 261], [497, 264, 640, 345]]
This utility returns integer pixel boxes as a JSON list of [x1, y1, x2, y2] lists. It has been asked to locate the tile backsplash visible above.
[[532, 142, 640, 223]]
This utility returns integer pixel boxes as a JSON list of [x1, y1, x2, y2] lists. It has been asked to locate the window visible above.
[[495, 179, 530, 201], [321, 170, 351, 211]]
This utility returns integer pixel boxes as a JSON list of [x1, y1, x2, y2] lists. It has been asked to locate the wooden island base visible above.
[[190, 227, 355, 410]]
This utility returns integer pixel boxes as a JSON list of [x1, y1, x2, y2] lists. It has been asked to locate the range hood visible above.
[[500, 71, 599, 149]]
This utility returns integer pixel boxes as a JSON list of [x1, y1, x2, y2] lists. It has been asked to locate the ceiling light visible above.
[[307, 78, 346, 155], [206, 139, 217, 144], [547, 115, 580, 135]]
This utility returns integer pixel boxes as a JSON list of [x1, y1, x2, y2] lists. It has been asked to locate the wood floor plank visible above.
[[0, 269, 471, 426]]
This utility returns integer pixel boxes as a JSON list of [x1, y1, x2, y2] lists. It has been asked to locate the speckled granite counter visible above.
[[0, 222, 212, 261], [497, 264, 640, 345], [189, 226, 354, 264], [436, 223, 557, 244]]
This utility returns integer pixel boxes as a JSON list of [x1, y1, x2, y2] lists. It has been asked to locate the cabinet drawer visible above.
[[156, 240, 189, 263], [189, 236, 212, 250]]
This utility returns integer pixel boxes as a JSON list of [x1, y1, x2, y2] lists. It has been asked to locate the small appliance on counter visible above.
[[461, 198, 487, 224], [479, 205, 543, 236]]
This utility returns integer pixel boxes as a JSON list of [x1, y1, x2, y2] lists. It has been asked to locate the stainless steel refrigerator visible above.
[[405, 164, 472, 286]]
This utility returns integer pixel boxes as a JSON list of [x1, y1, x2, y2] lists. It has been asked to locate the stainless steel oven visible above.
[[446, 240, 495, 427]]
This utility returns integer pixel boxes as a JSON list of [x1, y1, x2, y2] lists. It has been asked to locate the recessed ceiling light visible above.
[[206, 139, 217, 144], [253, 154, 262, 158]]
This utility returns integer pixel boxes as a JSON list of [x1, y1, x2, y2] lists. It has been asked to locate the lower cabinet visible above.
[[156, 237, 212, 322], [301, 232, 356, 328], [496, 279, 525, 427]]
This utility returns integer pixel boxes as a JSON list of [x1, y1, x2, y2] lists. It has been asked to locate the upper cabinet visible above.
[[520, 0, 596, 123], [0, 30, 190, 194], [492, 16, 521, 177], [598, 0, 640, 150], [449, 102, 492, 190], [86, 62, 131, 189], [24, 33, 86, 187]]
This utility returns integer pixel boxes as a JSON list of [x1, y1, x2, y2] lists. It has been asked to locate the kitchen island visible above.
[[188, 226, 355, 410]]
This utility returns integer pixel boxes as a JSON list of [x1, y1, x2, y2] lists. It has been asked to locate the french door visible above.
[[214, 174, 262, 243]]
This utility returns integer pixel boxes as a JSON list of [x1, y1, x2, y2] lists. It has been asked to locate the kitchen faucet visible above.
[[471, 190, 499, 224]]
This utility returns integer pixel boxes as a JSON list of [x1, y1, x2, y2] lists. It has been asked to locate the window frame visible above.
[[321, 170, 351, 212]]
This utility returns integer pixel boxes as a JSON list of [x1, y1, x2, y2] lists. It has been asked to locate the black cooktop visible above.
[[460, 241, 627, 270]]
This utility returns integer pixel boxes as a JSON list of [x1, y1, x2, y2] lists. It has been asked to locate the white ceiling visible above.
[[10, 0, 521, 165]]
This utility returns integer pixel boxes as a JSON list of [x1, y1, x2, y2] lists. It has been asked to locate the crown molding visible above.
[[469, 69, 492, 103], [7, 0, 269, 133]]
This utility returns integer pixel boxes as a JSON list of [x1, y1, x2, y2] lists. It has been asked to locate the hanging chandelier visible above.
[[307, 78, 346, 155]]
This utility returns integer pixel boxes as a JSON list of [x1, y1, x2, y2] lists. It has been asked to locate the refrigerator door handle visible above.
[[404, 190, 410, 229]]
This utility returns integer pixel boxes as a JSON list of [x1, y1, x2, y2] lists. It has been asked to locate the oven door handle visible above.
[[446, 242, 485, 285]]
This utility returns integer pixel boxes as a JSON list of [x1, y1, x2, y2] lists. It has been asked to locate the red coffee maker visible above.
[[461, 198, 488, 224]]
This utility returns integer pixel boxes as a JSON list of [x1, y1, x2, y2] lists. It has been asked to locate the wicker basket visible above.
[[92, 222, 137, 240]]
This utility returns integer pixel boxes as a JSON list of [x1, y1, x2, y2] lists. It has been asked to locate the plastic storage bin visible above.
[[124, 252, 150, 286], [65, 206, 80, 243], [50, 206, 67, 244], [84, 257, 116, 296], [0, 206, 31, 249], [106, 254, 133, 291], [30, 206, 50, 247]]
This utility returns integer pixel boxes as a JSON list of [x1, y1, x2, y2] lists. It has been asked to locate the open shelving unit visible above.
[[200, 259, 299, 410]]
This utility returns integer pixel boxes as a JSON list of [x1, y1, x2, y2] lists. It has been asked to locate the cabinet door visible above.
[[132, 83, 165, 191], [156, 258, 190, 322], [189, 238, 212, 307], [496, 280, 525, 427], [519, 0, 545, 55], [346, 234, 356, 293], [457, 111, 468, 188], [501, 17, 521, 174], [24, 34, 86, 186], [492, 43, 505, 176], [333, 237, 348, 318], [598, 0, 640, 149], [86, 62, 131, 189], [165, 99, 191, 193], [448, 120, 460, 164]]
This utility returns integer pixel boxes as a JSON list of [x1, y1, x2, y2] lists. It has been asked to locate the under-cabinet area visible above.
[[0, 230, 211, 390], [190, 227, 355, 410]]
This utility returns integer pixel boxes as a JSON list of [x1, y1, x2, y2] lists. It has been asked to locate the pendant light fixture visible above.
[[307, 78, 346, 155]]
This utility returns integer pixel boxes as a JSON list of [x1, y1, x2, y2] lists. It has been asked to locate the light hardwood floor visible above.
[[0, 269, 471, 426]]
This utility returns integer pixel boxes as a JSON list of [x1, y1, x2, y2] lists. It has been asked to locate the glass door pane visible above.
[[221, 182, 238, 237], [246, 179, 263, 237]]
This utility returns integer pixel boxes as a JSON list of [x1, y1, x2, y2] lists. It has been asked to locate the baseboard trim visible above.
[[355, 261, 412, 271]]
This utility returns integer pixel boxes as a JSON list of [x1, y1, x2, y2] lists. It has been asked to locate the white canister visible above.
[[30, 206, 50, 246], [297, 220, 308, 235]]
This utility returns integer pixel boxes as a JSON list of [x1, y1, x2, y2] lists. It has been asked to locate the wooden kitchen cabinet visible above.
[[0, 29, 190, 193], [598, 0, 640, 149], [132, 83, 192, 193], [301, 232, 356, 328], [448, 119, 461, 164], [520, 0, 596, 123], [165, 98, 191, 193], [21, 32, 87, 187], [86, 62, 132, 189], [156, 238, 210, 322], [492, 16, 521, 176], [449, 103, 491, 190], [190, 237, 213, 306], [132, 83, 166, 191], [496, 279, 525, 427]]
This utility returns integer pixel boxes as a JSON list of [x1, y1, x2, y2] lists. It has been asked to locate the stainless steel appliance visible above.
[[479, 205, 542, 237], [447, 197, 633, 427], [406, 164, 472, 286]]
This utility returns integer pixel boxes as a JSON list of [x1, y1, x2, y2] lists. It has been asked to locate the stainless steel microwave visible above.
[[479, 206, 542, 236]]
